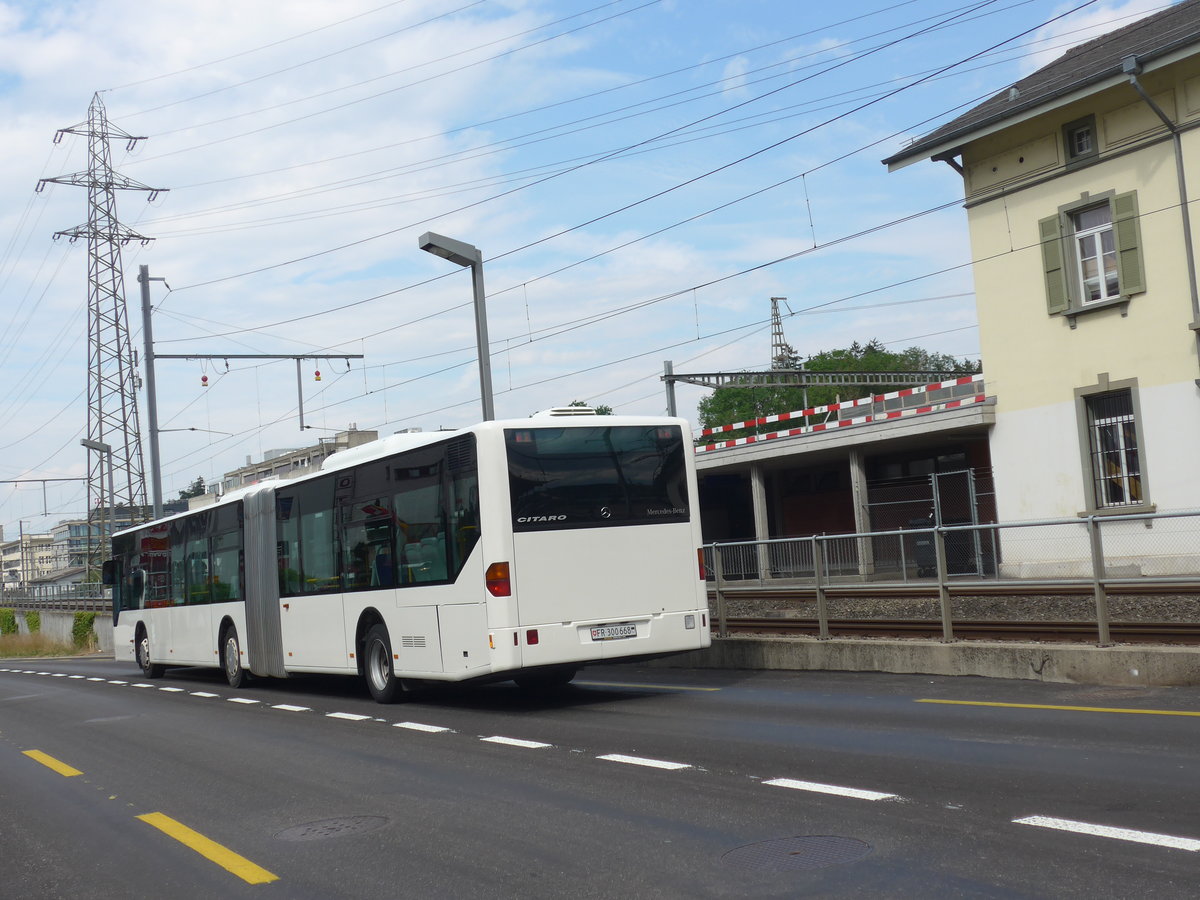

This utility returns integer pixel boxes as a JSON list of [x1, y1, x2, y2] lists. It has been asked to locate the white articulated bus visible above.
[[105, 410, 711, 702]]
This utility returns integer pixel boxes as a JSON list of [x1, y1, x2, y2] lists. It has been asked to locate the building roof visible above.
[[884, 0, 1200, 168]]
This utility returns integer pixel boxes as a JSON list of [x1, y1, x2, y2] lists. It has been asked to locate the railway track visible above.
[[723, 617, 1200, 644]]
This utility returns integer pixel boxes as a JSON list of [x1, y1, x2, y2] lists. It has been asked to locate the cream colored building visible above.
[[1, 534, 55, 586], [886, 2, 1200, 574]]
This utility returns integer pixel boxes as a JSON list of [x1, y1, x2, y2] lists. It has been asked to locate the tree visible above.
[[696, 339, 978, 441], [567, 400, 614, 415], [177, 476, 207, 500]]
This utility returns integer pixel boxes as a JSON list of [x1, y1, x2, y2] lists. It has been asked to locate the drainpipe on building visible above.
[[1123, 55, 1200, 385]]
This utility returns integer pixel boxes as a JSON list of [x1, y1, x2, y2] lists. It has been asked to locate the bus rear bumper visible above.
[[513, 609, 710, 669]]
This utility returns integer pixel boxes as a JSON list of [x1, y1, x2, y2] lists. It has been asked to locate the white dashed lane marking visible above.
[[598, 753, 691, 771], [7, 664, 1199, 861], [481, 735, 551, 749], [1014, 816, 1200, 852], [395, 722, 450, 733], [764, 778, 899, 802]]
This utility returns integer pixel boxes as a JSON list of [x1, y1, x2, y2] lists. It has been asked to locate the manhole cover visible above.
[[274, 816, 389, 842], [722, 835, 872, 871]]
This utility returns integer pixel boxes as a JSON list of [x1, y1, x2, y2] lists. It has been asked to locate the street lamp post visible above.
[[418, 231, 495, 421], [80, 438, 114, 570]]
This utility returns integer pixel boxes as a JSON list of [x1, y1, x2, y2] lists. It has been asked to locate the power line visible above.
[[168, 0, 1007, 293], [105, 0, 419, 93], [131, 0, 663, 154]]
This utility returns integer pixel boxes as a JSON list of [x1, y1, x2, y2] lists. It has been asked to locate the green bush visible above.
[[72, 612, 97, 650], [0, 608, 16, 636], [24, 611, 40, 633]]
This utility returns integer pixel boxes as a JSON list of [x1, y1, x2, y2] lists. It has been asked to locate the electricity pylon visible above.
[[38, 92, 168, 571]]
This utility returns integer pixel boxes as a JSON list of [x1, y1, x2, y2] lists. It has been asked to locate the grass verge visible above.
[[0, 633, 79, 658]]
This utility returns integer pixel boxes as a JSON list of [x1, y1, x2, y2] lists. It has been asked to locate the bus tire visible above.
[[222, 626, 249, 689], [136, 627, 165, 679], [364, 624, 403, 703], [514, 666, 578, 691]]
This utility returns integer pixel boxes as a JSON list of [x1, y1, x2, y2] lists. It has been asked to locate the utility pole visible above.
[[38, 93, 168, 570]]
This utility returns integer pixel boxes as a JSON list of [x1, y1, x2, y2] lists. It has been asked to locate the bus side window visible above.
[[169, 521, 187, 606], [211, 531, 241, 602], [449, 474, 480, 578], [130, 568, 145, 608], [277, 493, 300, 596]]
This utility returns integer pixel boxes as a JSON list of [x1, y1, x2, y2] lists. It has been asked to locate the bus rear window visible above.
[[506, 425, 689, 531]]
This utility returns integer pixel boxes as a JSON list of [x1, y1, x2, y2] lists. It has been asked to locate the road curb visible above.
[[649, 636, 1200, 686]]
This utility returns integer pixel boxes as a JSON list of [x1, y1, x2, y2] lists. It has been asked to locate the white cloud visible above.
[[0, 1, 1109, 530]]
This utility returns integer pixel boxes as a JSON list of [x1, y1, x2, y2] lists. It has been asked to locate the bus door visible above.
[[276, 492, 348, 670], [170, 516, 216, 666]]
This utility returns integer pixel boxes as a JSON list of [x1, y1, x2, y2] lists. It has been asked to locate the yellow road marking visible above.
[[23, 750, 83, 777], [918, 699, 1200, 717], [577, 681, 721, 692], [137, 812, 279, 885]]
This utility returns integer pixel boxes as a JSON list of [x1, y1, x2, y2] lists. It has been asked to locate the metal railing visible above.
[[0, 583, 111, 612], [704, 508, 1200, 645]]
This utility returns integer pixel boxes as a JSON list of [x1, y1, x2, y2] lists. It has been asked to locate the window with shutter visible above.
[[1041, 190, 1145, 320]]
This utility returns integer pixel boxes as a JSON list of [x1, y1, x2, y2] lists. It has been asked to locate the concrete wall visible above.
[[653, 636, 1200, 686], [12, 609, 112, 653]]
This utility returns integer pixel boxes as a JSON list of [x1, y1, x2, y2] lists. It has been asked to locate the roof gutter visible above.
[[1123, 54, 1200, 380]]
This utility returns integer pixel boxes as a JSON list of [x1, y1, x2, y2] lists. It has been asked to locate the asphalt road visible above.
[[1, 656, 1197, 898]]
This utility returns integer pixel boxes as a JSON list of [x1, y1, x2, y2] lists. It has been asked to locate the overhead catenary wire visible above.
[[136, 0, 1028, 221], [0, 1, 1142, 520], [103, 0, 420, 93], [129, 0, 665, 153], [163, 0, 1009, 292]]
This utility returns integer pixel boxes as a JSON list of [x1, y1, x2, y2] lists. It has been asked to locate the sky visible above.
[[0, 0, 1172, 535]]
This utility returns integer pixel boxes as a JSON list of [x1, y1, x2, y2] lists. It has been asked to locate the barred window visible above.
[[1085, 390, 1142, 508]]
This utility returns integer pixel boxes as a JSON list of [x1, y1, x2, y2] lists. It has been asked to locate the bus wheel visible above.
[[136, 628, 164, 678], [222, 626, 249, 689], [515, 667, 578, 691], [364, 624, 403, 704]]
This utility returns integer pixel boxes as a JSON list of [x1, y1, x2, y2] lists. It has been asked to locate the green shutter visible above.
[[1039, 214, 1070, 314], [1111, 191, 1145, 296]]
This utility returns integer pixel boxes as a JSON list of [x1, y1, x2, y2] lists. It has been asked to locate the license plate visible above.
[[590, 623, 637, 641]]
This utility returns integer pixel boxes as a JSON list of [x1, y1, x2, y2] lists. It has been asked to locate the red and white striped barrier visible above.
[[695, 374, 985, 454]]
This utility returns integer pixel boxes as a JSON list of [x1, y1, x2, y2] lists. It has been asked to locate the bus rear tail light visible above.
[[697, 549, 706, 580], [526, 629, 539, 645], [486, 562, 511, 597]]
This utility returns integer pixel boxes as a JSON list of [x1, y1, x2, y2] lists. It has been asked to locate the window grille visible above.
[[1085, 390, 1142, 507]]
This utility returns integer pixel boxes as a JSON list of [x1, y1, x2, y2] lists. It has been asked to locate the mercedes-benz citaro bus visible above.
[[104, 409, 711, 702]]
